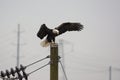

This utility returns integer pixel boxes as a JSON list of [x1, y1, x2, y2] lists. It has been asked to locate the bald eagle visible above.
[[37, 22, 83, 47]]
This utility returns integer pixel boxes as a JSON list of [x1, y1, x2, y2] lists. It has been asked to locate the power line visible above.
[[26, 55, 50, 68], [28, 61, 50, 76]]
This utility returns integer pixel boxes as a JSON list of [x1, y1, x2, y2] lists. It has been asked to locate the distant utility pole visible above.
[[17, 24, 20, 67], [109, 66, 112, 80]]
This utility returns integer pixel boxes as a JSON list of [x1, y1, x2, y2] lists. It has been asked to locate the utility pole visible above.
[[17, 24, 20, 67], [50, 43, 58, 80], [109, 66, 112, 80]]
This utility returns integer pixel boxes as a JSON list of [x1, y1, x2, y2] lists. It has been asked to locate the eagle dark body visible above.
[[37, 22, 83, 47], [37, 24, 57, 42]]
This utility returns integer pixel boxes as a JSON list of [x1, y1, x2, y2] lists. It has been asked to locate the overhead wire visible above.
[[25, 55, 50, 68], [28, 61, 50, 76]]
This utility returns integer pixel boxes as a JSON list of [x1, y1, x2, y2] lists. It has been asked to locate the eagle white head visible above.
[[52, 29, 59, 34]]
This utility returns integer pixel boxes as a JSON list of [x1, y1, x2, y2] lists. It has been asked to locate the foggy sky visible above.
[[0, 0, 120, 80]]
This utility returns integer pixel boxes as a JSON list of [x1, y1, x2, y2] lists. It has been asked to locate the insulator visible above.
[[22, 70, 28, 80], [1, 71, 5, 77], [6, 70, 10, 78], [20, 64, 27, 80], [10, 68, 15, 76], [15, 66, 20, 72], [17, 71, 23, 80], [20, 64, 26, 70]]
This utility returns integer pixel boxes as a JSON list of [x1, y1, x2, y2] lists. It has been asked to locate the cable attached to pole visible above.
[[28, 61, 50, 76], [26, 55, 50, 68], [59, 60, 68, 80]]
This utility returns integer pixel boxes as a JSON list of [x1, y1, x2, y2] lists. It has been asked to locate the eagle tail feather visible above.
[[40, 39, 50, 47]]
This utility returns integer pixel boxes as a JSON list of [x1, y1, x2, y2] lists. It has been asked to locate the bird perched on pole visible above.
[[37, 22, 84, 47]]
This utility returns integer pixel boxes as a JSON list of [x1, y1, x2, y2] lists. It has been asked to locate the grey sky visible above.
[[0, 0, 120, 80]]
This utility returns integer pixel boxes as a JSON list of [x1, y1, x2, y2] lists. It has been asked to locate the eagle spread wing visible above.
[[37, 24, 48, 39], [37, 22, 84, 47], [55, 22, 83, 35]]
